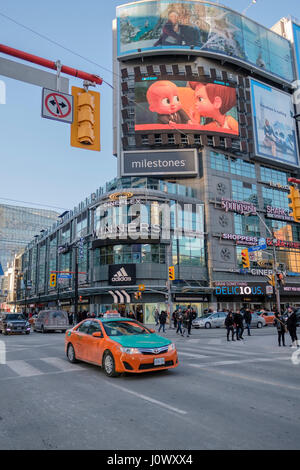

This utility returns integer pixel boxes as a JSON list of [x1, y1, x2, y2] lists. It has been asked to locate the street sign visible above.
[[58, 274, 72, 279], [248, 243, 267, 253], [42, 88, 73, 123]]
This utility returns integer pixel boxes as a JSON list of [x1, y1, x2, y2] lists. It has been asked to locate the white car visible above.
[[192, 312, 227, 329]]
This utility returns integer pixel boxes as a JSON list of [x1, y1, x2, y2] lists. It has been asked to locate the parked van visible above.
[[33, 310, 69, 333]]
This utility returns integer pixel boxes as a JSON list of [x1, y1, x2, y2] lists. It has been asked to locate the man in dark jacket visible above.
[[234, 310, 244, 340], [186, 308, 194, 338], [225, 311, 235, 341], [243, 310, 252, 336], [287, 308, 298, 347], [158, 310, 168, 333]]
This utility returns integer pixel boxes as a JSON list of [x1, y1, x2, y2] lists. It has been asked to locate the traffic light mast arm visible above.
[[0, 44, 103, 85]]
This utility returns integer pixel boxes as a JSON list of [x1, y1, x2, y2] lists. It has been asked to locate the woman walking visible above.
[[274, 312, 287, 347]]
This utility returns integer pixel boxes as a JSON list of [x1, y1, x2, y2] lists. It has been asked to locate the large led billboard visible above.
[[293, 22, 300, 79], [117, 0, 294, 82], [250, 79, 299, 167], [135, 78, 239, 136]]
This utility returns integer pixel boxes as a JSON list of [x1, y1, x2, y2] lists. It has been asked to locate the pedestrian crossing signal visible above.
[[241, 249, 250, 269], [168, 266, 175, 281], [49, 273, 56, 287]]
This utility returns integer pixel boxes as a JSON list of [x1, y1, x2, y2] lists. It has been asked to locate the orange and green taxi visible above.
[[65, 313, 178, 377]]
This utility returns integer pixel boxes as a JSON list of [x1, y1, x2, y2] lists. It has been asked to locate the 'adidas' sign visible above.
[[112, 267, 132, 283]]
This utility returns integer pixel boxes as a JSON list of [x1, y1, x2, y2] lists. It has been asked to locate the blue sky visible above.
[[0, 0, 299, 212]]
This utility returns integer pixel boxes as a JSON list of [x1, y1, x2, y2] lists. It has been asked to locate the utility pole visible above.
[[74, 245, 79, 325]]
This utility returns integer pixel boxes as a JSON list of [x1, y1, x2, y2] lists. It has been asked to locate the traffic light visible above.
[[71, 86, 100, 151], [49, 273, 56, 288], [241, 249, 250, 269], [79, 296, 83, 302], [277, 273, 285, 286], [134, 292, 142, 300], [267, 274, 275, 287], [288, 185, 300, 222], [168, 266, 175, 281]]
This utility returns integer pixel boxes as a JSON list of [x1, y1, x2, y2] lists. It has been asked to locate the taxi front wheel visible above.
[[103, 351, 120, 378], [67, 343, 78, 364]]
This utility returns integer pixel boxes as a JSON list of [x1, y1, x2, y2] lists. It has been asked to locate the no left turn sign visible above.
[[42, 88, 73, 123]]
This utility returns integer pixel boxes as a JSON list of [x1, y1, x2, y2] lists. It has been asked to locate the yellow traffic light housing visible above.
[[267, 274, 275, 287], [168, 266, 175, 281], [241, 249, 250, 269], [71, 86, 100, 151], [49, 273, 56, 288], [288, 186, 300, 222]]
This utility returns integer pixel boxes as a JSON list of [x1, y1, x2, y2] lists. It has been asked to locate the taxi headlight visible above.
[[119, 347, 139, 354], [168, 343, 176, 352]]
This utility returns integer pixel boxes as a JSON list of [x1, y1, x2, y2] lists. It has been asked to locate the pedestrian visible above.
[[158, 310, 167, 333], [176, 309, 184, 336], [172, 309, 178, 329], [243, 310, 252, 336], [154, 308, 160, 326], [234, 310, 244, 340], [274, 312, 287, 347], [68, 310, 73, 326], [286, 307, 299, 348], [186, 308, 193, 337], [225, 311, 235, 341]]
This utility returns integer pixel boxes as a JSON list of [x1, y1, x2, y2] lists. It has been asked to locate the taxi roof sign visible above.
[[103, 311, 121, 319]]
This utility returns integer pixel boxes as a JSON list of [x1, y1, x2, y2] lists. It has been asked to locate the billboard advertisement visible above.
[[135, 78, 239, 136], [117, 0, 293, 82], [250, 79, 299, 167], [293, 22, 300, 79], [122, 149, 198, 176]]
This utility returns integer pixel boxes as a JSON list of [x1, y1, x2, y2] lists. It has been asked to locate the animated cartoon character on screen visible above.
[[146, 80, 192, 127], [188, 81, 239, 134]]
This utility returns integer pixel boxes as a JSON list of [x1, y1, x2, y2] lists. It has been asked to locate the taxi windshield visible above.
[[103, 321, 149, 337]]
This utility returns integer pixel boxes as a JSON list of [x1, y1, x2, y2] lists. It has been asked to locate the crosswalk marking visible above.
[[40, 357, 83, 372], [6, 360, 44, 377]]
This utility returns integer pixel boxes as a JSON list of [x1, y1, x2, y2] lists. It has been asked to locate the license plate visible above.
[[154, 358, 165, 366]]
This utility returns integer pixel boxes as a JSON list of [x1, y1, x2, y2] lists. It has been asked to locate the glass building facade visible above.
[[0, 204, 59, 273]]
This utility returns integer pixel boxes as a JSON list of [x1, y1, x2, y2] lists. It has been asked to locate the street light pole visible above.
[[74, 245, 79, 325], [251, 211, 281, 313]]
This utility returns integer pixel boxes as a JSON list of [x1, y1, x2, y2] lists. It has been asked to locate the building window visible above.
[[260, 166, 289, 185], [210, 152, 255, 178], [262, 187, 289, 211], [234, 214, 260, 237], [172, 237, 205, 266], [96, 244, 166, 265], [232, 180, 258, 205]]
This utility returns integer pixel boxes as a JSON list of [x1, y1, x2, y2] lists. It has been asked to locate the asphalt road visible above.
[[0, 325, 299, 450]]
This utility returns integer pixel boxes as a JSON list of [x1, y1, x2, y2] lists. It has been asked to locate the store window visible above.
[[172, 237, 205, 266]]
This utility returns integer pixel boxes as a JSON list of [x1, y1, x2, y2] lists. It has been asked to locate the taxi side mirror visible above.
[[149, 329, 155, 333], [92, 332, 103, 338]]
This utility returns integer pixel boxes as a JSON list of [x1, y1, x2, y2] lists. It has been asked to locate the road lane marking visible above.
[[6, 360, 44, 377], [178, 351, 209, 359], [186, 356, 291, 369], [106, 382, 187, 416], [194, 365, 300, 392], [40, 357, 83, 372]]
